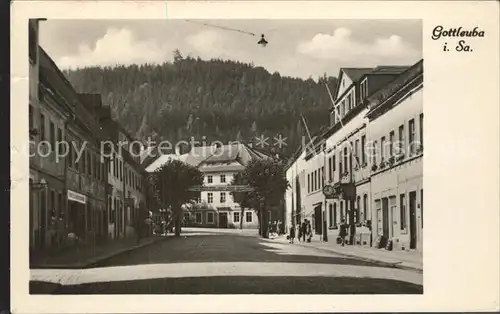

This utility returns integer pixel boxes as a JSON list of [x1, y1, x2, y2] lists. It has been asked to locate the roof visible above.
[[370, 65, 410, 75], [145, 153, 189, 173], [366, 59, 423, 117], [199, 161, 246, 173], [341, 68, 374, 82]]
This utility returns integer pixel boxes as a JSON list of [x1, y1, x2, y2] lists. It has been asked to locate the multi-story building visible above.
[[366, 60, 423, 251], [29, 21, 74, 251], [30, 45, 109, 251], [285, 62, 421, 251], [187, 143, 265, 229]]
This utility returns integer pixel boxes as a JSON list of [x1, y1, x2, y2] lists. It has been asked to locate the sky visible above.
[[39, 19, 422, 80]]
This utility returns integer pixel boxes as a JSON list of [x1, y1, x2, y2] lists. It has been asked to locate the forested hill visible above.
[[64, 52, 337, 157]]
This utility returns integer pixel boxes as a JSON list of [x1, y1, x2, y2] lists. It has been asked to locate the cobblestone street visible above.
[[31, 229, 423, 294]]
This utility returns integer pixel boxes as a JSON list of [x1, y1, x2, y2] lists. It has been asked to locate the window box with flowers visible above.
[[29, 128, 38, 140], [388, 155, 395, 166], [416, 143, 423, 155], [379, 160, 386, 169], [371, 164, 378, 172]]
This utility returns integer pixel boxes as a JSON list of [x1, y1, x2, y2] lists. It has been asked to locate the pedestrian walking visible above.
[[339, 219, 347, 246], [289, 224, 295, 243], [296, 223, 302, 242], [350, 222, 357, 245], [306, 220, 312, 242], [301, 220, 307, 242]]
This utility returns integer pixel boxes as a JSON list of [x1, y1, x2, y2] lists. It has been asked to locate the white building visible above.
[[366, 60, 423, 251], [285, 64, 414, 248]]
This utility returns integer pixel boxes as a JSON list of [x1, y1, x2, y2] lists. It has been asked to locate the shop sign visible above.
[[67, 189, 87, 204]]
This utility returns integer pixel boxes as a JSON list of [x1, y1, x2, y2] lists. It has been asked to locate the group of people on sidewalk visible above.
[[288, 219, 313, 244], [288, 219, 360, 246]]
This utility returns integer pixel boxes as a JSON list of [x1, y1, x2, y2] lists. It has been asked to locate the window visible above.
[[50, 190, 56, 221], [356, 196, 361, 223], [333, 203, 337, 226], [39, 113, 45, 141], [340, 201, 344, 220], [380, 136, 386, 162], [400, 194, 407, 230], [220, 192, 226, 203], [338, 156, 342, 180], [372, 141, 378, 165], [421, 189, 423, 228], [360, 80, 367, 100], [207, 212, 214, 223], [321, 166, 325, 188], [207, 175, 213, 184], [81, 150, 86, 174], [196, 213, 202, 223], [350, 93, 355, 109], [389, 131, 395, 157], [346, 93, 351, 109], [234, 212, 240, 223], [220, 174, 226, 183], [29, 22, 37, 63], [363, 194, 368, 221], [307, 174, 310, 193], [49, 121, 55, 155], [343, 147, 348, 173], [57, 128, 63, 155], [398, 124, 405, 155], [409, 119, 415, 155], [207, 192, 213, 203], [313, 171, 316, 191], [354, 140, 359, 164], [246, 211, 252, 222], [88, 153, 93, 176], [29, 105, 34, 130], [361, 135, 366, 164], [419, 113, 424, 147], [328, 204, 333, 227], [119, 159, 123, 180]]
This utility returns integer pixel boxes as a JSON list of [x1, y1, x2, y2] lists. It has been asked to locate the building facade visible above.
[[192, 144, 261, 229], [366, 60, 423, 251], [285, 60, 423, 252]]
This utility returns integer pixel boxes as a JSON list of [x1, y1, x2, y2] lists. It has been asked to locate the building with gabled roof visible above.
[[285, 62, 415, 248]]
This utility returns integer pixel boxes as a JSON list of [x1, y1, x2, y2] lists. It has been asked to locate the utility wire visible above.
[[185, 19, 256, 37]]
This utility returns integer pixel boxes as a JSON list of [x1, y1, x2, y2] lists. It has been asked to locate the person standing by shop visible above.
[[339, 219, 347, 246]]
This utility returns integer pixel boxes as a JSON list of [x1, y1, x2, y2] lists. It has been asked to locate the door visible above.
[[409, 191, 417, 249], [39, 189, 46, 248], [382, 198, 389, 238], [219, 213, 228, 228], [314, 204, 322, 234]]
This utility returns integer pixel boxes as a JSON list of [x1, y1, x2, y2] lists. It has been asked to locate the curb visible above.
[[31, 236, 172, 270], [270, 238, 423, 273], [85, 236, 173, 268]]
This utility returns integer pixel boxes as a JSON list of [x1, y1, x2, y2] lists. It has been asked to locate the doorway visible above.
[[409, 191, 417, 249], [382, 198, 389, 238], [314, 204, 322, 234], [218, 212, 228, 228], [39, 189, 46, 248]]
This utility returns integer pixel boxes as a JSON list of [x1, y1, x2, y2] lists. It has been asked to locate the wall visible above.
[[368, 85, 423, 251]]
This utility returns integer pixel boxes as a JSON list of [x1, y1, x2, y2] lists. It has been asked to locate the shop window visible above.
[[207, 212, 214, 223]]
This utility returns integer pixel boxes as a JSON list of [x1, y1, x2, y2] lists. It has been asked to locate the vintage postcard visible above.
[[10, 0, 499, 313]]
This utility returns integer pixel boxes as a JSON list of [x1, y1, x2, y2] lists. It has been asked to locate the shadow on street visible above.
[[91, 233, 387, 269], [31, 276, 423, 294]]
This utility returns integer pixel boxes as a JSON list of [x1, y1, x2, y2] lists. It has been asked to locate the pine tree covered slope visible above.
[[64, 54, 337, 157]]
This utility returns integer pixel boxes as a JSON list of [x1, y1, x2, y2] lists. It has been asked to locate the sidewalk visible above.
[[271, 235, 423, 272], [30, 235, 171, 269]]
